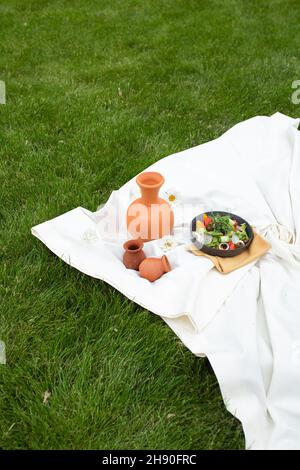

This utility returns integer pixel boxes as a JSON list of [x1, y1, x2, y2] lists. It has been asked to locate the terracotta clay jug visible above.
[[123, 238, 146, 270], [139, 255, 171, 282], [126, 172, 174, 241]]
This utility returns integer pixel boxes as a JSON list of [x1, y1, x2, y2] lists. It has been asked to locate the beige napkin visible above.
[[188, 231, 271, 274]]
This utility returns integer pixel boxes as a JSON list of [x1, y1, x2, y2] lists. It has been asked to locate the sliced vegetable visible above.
[[192, 231, 202, 242], [203, 213, 213, 228], [196, 219, 205, 230], [219, 242, 229, 250], [232, 233, 239, 244], [204, 233, 213, 245]]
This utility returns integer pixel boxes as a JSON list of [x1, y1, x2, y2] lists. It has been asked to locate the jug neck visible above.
[[136, 172, 164, 205]]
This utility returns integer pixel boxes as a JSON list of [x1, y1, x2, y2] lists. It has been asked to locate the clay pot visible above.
[[139, 255, 171, 282], [126, 172, 174, 241], [123, 238, 146, 270]]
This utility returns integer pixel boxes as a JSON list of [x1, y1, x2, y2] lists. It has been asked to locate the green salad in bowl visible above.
[[191, 211, 253, 257]]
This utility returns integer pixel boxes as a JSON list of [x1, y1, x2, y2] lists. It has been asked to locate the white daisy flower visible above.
[[160, 236, 181, 252], [82, 228, 99, 243], [163, 188, 182, 206]]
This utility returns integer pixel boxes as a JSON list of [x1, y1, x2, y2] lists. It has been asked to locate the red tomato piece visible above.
[[204, 215, 212, 227]]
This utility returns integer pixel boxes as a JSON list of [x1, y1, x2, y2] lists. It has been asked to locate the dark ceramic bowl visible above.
[[191, 211, 254, 258]]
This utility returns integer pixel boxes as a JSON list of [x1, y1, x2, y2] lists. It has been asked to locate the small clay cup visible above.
[[139, 255, 171, 282], [123, 238, 146, 270]]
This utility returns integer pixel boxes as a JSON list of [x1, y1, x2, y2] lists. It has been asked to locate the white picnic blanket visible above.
[[32, 112, 300, 449]]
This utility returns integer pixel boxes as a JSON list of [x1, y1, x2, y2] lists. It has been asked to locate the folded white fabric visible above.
[[32, 112, 300, 449]]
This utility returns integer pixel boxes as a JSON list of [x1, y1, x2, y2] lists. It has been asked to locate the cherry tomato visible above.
[[203, 214, 212, 227]]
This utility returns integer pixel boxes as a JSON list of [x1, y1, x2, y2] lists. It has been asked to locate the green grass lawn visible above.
[[1, 0, 300, 450]]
